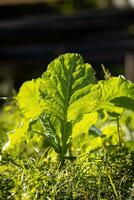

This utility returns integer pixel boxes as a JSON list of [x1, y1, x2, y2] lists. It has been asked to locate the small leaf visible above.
[[72, 112, 98, 138], [17, 78, 42, 118], [86, 137, 102, 152], [3, 120, 29, 152], [101, 123, 123, 144], [39, 114, 61, 153]]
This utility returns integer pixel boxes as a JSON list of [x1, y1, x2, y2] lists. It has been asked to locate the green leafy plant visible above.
[[1, 53, 134, 199], [3, 53, 134, 164]]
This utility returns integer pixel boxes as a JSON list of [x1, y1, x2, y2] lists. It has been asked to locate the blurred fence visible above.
[[0, 3, 134, 95]]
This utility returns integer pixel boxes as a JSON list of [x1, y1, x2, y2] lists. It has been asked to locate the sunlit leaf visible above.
[[90, 76, 134, 114], [40, 53, 96, 153], [86, 136, 102, 152], [17, 78, 42, 118], [101, 123, 123, 144], [72, 112, 98, 139], [3, 120, 29, 152]]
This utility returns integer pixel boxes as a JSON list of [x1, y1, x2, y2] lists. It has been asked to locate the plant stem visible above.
[[101, 64, 111, 80], [116, 116, 122, 146], [107, 170, 121, 200]]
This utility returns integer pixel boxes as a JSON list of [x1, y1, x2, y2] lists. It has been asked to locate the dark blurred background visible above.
[[0, 0, 134, 96]]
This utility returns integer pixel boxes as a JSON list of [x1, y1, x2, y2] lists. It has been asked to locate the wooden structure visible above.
[[0, 3, 134, 95]]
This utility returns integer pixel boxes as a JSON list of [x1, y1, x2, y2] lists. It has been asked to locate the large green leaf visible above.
[[88, 76, 134, 115], [40, 53, 96, 152]]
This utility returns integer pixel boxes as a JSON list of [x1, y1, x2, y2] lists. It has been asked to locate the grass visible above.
[[0, 144, 134, 200]]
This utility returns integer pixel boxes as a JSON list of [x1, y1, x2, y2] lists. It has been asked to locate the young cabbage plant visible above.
[[4, 53, 134, 164]]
